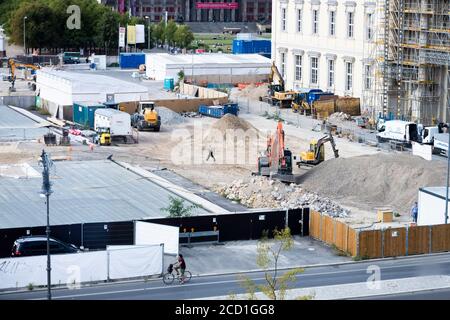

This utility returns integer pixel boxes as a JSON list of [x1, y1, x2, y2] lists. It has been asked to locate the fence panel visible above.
[[408, 225, 430, 255], [309, 211, 322, 240], [383, 228, 407, 257], [323, 216, 334, 244], [359, 230, 382, 258], [335, 221, 349, 252], [431, 224, 450, 253], [347, 228, 358, 256]]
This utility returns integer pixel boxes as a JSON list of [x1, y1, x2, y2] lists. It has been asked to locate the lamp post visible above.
[[145, 16, 150, 50], [23, 16, 27, 55], [40, 150, 53, 300]]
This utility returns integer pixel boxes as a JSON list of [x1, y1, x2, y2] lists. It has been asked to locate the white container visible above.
[[376, 120, 418, 143], [94, 109, 131, 136]]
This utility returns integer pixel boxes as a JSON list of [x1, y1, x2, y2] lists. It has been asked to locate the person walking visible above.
[[206, 145, 216, 162], [411, 201, 418, 223]]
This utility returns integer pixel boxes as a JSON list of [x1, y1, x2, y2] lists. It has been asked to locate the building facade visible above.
[[272, 0, 450, 124], [101, 0, 272, 23]]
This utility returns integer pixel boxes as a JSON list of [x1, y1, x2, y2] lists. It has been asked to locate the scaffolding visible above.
[[363, 0, 450, 125]]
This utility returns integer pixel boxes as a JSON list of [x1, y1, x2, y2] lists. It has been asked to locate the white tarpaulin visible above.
[[135, 221, 179, 255], [0, 251, 107, 290], [107, 245, 163, 280], [135, 24, 145, 44], [412, 142, 432, 161]]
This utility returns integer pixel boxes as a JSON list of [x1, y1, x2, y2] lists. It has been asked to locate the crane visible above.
[[7, 58, 40, 92]]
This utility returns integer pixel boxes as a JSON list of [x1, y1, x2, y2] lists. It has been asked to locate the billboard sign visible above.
[[195, 2, 239, 9]]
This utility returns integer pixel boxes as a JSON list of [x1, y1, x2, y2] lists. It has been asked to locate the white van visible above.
[[376, 120, 419, 143], [94, 109, 131, 137]]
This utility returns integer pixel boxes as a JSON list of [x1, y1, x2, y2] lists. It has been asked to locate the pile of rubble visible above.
[[215, 176, 349, 218], [328, 112, 351, 122], [155, 107, 186, 125]]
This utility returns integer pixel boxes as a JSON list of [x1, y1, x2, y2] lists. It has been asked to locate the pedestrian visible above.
[[206, 145, 216, 162], [411, 201, 418, 223]]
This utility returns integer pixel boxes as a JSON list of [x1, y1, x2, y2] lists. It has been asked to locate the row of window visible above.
[[280, 7, 374, 40], [279, 52, 367, 92]]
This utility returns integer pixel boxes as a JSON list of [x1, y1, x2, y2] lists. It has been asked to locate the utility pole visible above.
[[23, 16, 27, 55], [40, 150, 53, 300]]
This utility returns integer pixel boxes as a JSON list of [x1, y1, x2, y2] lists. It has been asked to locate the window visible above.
[[295, 55, 302, 81], [328, 59, 334, 88], [280, 52, 286, 78], [365, 64, 372, 90], [281, 8, 287, 31], [297, 9, 302, 32], [347, 12, 354, 38], [366, 13, 373, 40], [310, 57, 318, 84], [345, 62, 353, 91], [329, 11, 336, 36], [312, 10, 319, 34]]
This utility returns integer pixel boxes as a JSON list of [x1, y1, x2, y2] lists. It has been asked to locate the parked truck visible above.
[[433, 133, 449, 156], [94, 109, 132, 141]]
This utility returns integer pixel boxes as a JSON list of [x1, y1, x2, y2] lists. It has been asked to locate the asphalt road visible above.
[[352, 288, 450, 300], [2, 253, 450, 300]]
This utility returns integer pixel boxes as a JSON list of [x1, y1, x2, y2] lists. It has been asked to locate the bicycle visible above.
[[162, 264, 192, 285]]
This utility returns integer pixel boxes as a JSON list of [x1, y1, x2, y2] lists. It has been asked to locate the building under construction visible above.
[[363, 0, 449, 125]]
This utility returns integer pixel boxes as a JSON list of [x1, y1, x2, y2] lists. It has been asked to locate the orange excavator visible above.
[[7, 58, 40, 92], [256, 121, 294, 182]]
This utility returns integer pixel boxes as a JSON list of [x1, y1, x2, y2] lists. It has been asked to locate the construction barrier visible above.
[[310, 211, 450, 259]]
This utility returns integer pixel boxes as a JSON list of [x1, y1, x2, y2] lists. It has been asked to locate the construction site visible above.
[[363, 0, 450, 124]]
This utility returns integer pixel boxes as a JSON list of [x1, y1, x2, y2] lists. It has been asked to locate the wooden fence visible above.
[[310, 210, 450, 259]]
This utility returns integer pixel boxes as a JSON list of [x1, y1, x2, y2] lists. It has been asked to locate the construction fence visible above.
[[310, 211, 450, 259]]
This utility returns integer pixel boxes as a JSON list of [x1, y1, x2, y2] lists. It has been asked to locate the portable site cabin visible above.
[[94, 108, 132, 137]]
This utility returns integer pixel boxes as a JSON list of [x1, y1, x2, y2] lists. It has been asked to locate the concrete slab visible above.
[[179, 237, 350, 276]]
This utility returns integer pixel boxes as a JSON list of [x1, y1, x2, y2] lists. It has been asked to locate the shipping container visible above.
[[232, 39, 271, 55], [119, 53, 146, 69], [198, 103, 239, 118], [73, 102, 107, 129]]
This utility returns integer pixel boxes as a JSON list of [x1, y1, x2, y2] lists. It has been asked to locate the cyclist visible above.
[[173, 254, 187, 284]]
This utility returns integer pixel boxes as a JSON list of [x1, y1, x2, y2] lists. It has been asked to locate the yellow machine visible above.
[[132, 102, 161, 131], [7, 58, 40, 92], [95, 127, 111, 146], [295, 134, 339, 167], [259, 62, 296, 107]]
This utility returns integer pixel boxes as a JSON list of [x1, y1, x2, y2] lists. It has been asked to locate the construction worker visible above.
[[206, 145, 216, 162], [411, 202, 418, 223]]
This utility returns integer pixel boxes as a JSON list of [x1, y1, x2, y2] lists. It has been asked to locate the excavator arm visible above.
[[269, 61, 285, 91], [315, 134, 339, 160], [7, 59, 40, 91]]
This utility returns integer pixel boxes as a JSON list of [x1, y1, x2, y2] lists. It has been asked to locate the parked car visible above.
[[11, 236, 80, 257]]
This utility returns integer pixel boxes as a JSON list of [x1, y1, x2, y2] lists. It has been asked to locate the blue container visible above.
[[307, 91, 334, 105], [73, 102, 107, 129], [163, 77, 174, 91], [198, 103, 239, 118], [232, 39, 271, 55], [119, 53, 146, 69]]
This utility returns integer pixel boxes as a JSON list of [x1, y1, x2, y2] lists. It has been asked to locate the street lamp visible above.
[[23, 16, 27, 55], [145, 16, 150, 50], [40, 150, 53, 300]]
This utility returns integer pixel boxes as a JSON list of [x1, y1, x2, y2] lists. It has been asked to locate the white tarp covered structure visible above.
[[418, 187, 450, 226], [135, 221, 179, 255], [0, 245, 163, 289], [36, 69, 149, 119], [145, 53, 271, 82]]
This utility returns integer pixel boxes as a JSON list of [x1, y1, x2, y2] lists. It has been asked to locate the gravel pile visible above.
[[328, 112, 351, 122], [215, 176, 349, 217], [155, 107, 186, 125]]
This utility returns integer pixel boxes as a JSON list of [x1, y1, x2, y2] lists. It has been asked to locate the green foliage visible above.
[[239, 228, 304, 300], [27, 283, 34, 291], [161, 195, 199, 218], [174, 25, 194, 49], [164, 20, 177, 46], [153, 20, 166, 45]]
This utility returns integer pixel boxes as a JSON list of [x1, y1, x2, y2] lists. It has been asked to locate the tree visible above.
[[164, 20, 177, 47], [173, 24, 194, 49], [153, 20, 165, 46], [161, 196, 199, 218], [239, 228, 305, 300]]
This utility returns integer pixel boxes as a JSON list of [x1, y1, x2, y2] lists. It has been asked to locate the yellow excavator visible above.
[[295, 134, 339, 167], [7, 58, 40, 92], [260, 62, 296, 108]]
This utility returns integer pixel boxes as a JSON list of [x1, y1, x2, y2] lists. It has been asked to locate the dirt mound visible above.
[[236, 84, 269, 100], [299, 153, 447, 214], [211, 114, 255, 132]]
